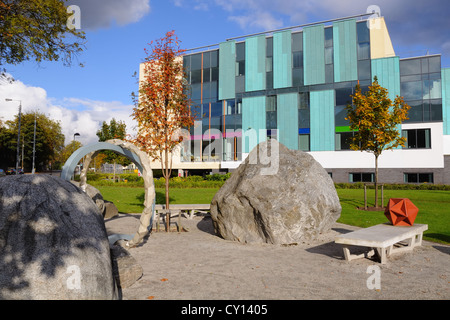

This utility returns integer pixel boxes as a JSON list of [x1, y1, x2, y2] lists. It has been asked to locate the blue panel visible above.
[[299, 128, 310, 134], [333, 19, 358, 82], [304, 25, 325, 85], [277, 93, 298, 150], [310, 90, 335, 151], [245, 35, 266, 92], [442, 68, 450, 135], [273, 30, 292, 89], [242, 96, 266, 153], [218, 41, 236, 100]]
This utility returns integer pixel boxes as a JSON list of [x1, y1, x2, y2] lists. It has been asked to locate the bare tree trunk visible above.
[[374, 154, 379, 208], [164, 148, 170, 232]]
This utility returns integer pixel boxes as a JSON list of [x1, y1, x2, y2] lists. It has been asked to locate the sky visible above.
[[1, 0, 449, 146]]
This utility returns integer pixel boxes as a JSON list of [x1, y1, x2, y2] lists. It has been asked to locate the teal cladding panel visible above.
[[219, 41, 236, 100], [371, 57, 400, 100], [245, 36, 266, 92], [371, 57, 401, 148], [304, 25, 325, 85], [242, 96, 266, 153], [333, 19, 358, 82], [442, 68, 450, 135], [277, 93, 298, 150], [273, 30, 292, 89], [310, 90, 335, 151]]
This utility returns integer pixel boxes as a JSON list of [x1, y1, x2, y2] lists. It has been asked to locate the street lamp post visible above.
[[32, 111, 37, 174], [5, 99, 22, 175]]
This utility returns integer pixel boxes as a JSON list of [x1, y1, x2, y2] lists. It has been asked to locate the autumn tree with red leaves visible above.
[[132, 31, 194, 230]]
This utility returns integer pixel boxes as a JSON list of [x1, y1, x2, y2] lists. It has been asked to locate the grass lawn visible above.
[[96, 185, 450, 245]]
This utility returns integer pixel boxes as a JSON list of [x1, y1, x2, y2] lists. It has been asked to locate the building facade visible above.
[[140, 15, 450, 184]]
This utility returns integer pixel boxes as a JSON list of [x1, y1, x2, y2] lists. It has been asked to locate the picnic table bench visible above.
[[335, 223, 428, 264], [153, 204, 211, 232]]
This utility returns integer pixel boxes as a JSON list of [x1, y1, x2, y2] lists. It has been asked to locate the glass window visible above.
[[292, 32, 303, 52], [357, 22, 370, 43], [266, 95, 277, 112], [203, 68, 210, 82], [325, 64, 334, 84], [335, 88, 353, 106], [210, 102, 223, 117], [235, 75, 245, 93], [210, 50, 218, 68], [236, 61, 245, 77], [335, 132, 354, 150], [266, 56, 273, 72], [400, 58, 421, 75], [404, 173, 434, 183], [401, 81, 423, 100], [357, 42, 370, 60], [404, 100, 423, 123], [293, 51, 303, 68], [325, 47, 333, 65], [292, 67, 303, 86], [191, 53, 202, 70], [430, 99, 443, 121], [202, 52, 211, 69], [350, 172, 374, 183], [266, 96, 277, 130], [298, 92, 309, 109], [358, 60, 371, 80], [191, 70, 202, 84], [335, 105, 349, 127], [266, 37, 273, 56], [428, 56, 441, 73], [190, 83, 202, 101], [402, 128, 431, 149], [424, 78, 441, 99], [324, 27, 333, 47], [236, 42, 245, 61], [298, 134, 310, 151], [211, 67, 219, 82]]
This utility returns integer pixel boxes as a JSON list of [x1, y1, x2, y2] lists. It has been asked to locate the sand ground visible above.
[[105, 213, 449, 301]]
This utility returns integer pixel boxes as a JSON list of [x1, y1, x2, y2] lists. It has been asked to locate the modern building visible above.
[[140, 13, 450, 184]]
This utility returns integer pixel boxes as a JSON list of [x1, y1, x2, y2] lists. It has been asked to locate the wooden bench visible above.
[[335, 223, 428, 264]]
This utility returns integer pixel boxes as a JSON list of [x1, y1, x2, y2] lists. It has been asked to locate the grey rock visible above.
[[71, 181, 118, 219], [0, 174, 118, 300], [210, 139, 341, 245], [110, 244, 143, 288]]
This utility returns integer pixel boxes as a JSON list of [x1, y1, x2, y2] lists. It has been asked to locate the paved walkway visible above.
[[105, 214, 450, 300]]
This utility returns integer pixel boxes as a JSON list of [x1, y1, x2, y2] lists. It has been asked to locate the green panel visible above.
[[442, 68, 450, 135], [371, 57, 400, 100], [304, 25, 325, 85], [219, 41, 236, 100], [245, 35, 266, 92], [335, 126, 352, 133], [273, 30, 292, 89], [333, 19, 358, 82], [277, 93, 298, 150], [242, 96, 266, 153], [310, 90, 335, 151]]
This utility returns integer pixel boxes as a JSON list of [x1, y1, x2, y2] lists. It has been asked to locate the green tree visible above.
[[346, 77, 410, 208], [57, 139, 82, 169], [0, 0, 86, 77], [96, 118, 130, 179], [0, 111, 64, 171]]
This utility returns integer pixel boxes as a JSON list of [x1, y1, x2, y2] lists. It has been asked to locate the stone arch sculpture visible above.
[[61, 139, 155, 247]]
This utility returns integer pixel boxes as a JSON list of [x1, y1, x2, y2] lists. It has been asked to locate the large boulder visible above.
[[71, 181, 119, 219], [0, 174, 118, 300], [210, 140, 341, 245]]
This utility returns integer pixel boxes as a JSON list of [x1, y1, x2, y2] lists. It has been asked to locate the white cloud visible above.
[[67, 0, 151, 30], [0, 76, 137, 146]]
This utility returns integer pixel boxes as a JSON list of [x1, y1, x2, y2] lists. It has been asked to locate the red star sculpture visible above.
[[384, 198, 419, 226]]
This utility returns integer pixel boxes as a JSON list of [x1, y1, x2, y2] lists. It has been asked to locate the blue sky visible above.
[[1, 0, 449, 145]]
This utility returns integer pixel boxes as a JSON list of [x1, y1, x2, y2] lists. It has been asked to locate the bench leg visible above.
[[342, 246, 375, 261], [375, 247, 388, 264]]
